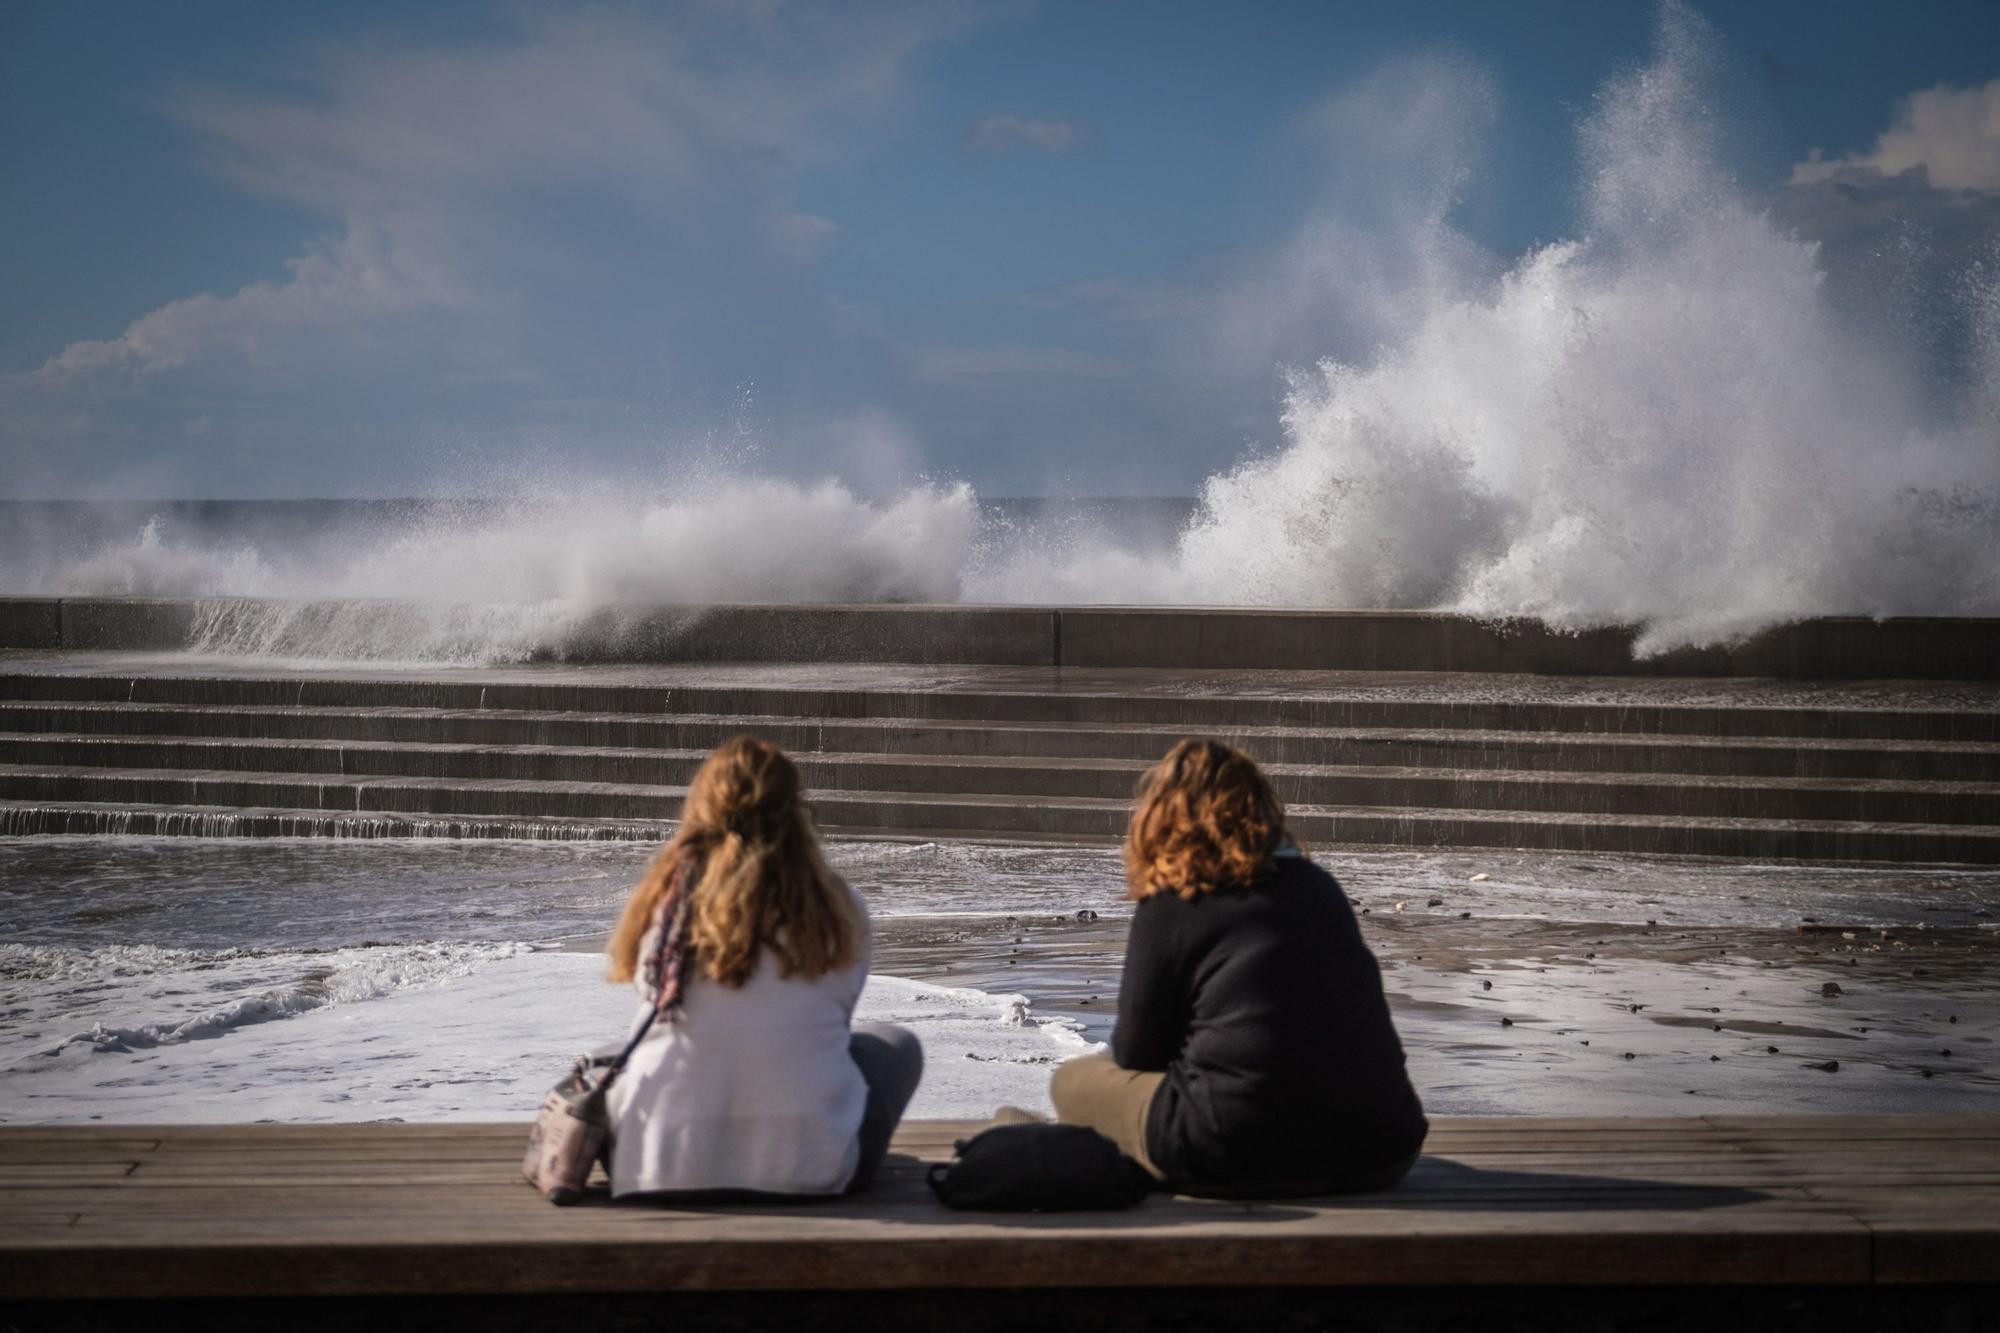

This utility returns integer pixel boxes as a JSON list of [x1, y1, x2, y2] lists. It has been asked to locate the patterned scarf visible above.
[[640, 856, 698, 1019]]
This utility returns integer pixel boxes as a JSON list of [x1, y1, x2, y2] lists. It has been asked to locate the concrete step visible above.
[[6, 664, 1994, 860], [2, 795, 1992, 862], [3, 758, 1995, 828], [0, 799, 669, 841], [4, 672, 1995, 741], [5, 705, 1998, 780]]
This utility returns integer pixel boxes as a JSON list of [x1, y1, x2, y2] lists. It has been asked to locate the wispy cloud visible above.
[[1020, 277, 1208, 320], [36, 214, 470, 381], [1792, 80, 2000, 192], [915, 343, 1131, 380], [6, 4, 984, 493], [1773, 78, 2000, 386], [963, 113, 1090, 155]]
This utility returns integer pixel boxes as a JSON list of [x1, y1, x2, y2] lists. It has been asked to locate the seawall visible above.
[[2, 597, 1996, 678]]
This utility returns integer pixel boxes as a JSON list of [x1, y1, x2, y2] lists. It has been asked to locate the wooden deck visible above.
[[2, 1116, 1996, 1303]]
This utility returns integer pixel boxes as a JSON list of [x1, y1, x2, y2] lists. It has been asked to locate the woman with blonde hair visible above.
[[604, 736, 921, 1198], [1051, 739, 1426, 1198]]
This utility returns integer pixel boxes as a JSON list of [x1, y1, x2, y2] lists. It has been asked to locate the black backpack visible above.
[[926, 1123, 1156, 1211]]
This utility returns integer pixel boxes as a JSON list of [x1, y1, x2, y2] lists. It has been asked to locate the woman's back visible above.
[[598, 736, 919, 1201], [607, 882, 872, 1197], [1113, 850, 1426, 1188]]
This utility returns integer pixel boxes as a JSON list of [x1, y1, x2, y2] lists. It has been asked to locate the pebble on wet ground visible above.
[[879, 863, 1999, 1119]]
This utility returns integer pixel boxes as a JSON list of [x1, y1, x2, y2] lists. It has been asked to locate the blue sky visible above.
[[3, 0, 1996, 497]]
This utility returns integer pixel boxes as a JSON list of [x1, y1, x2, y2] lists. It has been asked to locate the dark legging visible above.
[[847, 1022, 924, 1193]]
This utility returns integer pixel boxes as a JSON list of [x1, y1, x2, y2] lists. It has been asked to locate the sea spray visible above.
[[977, 4, 2000, 650], [10, 5, 1997, 660], [44, 476, 979, 663], [64, 516, 280, 599]]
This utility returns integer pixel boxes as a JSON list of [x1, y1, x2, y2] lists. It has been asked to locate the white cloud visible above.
[[36, 214, 468, 381], [166, 7, 971, 213], [6, 4, 983, 492], [964, 114, 1089, 154], [1792, 80, 2000, 192]]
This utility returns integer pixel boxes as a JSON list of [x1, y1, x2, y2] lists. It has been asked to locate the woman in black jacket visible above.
[[1052, 739, 1427, 1198]]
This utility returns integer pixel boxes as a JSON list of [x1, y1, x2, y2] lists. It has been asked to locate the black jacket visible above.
[[1112, 848, 1427, 1194]]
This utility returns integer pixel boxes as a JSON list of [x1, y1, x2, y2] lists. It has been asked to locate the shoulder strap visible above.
[[597, 855, 698, 1092], [605, 1004, 662, 1076]]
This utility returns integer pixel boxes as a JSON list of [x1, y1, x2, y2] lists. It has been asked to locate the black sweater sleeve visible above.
[[1111, 897, 1188, 1071]]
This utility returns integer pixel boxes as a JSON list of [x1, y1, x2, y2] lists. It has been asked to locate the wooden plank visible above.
[[12, 1149, 1969, 1187], [0, 1230, 1875, 1300], [110, 1126, 1998, 1155], [0, 1137, 161, 1158], [1869, 1222, 2000, 1284], [0, 1162, 140, 1180], [0, 1194, 1842, 1230], [0, 1117, 1991, 1299]]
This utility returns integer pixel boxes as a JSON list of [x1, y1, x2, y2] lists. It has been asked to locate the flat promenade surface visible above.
[[3, 1116, 1996, 1302], [8, 650, 2000, 711]]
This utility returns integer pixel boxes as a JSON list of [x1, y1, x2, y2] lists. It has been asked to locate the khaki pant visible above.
[[1049, 1053, 1166, 1180], [1049, 1054, 1423, 1198]]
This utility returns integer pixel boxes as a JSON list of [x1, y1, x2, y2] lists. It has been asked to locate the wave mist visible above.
[[977, 5, 2000, 653]]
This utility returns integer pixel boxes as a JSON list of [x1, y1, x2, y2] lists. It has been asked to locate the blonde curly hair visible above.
[[1124, 739, 1288, 901], [608, 735, 858, 987]]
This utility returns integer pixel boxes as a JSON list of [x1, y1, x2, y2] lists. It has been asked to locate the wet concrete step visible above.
[[3, 758, 1995, 827], [4, 673, 1995, 741], [1, 795, 1992, 862], [5, 705, 1998, 780], [0, 799, 669, 841]]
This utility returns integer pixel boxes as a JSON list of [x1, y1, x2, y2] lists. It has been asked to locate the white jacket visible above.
[[605, 881, 871, 1197]]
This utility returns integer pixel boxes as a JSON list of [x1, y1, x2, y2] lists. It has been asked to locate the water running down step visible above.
[[2, 663, 1996, 861]]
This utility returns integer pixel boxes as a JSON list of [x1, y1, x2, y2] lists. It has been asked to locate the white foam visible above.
[[854, 973, 1100, 1118], [0, 947, 1091, 1123], [1, 941, 531, 1067]]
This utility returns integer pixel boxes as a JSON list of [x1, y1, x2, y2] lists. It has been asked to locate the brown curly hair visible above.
[[608, 736, 859, 988], [1123, 739, 1288, 900]]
